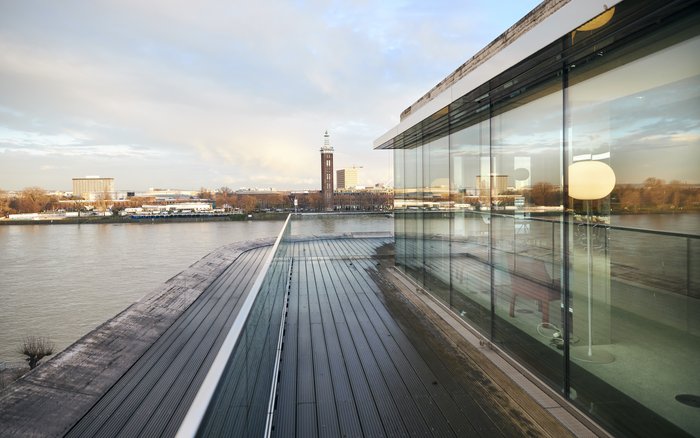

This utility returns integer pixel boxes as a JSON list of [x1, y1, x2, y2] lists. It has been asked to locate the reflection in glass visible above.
[[423, 137, 450, 303], [403, 146, 423, 283], [389, 5, 700, 435], [491, 82, 564, 387], [567, 31, 700, 435], [395, 149, 405, 271], [449, 121, 491, 333]]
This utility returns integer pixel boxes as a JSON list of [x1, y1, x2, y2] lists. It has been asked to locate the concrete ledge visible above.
[[0, 238, 274, 437]]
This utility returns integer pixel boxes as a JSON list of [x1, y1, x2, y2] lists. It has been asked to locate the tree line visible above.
[[613, 178, 700, 213], [0, 187, 61, 216], [416, 177, 700, 213], [1, 186, 393, 217], [199, 187, 392, 212], [522, 178, 700, 212]]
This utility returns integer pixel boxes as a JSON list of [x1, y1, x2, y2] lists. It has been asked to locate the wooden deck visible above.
[[268, 236, 558, 437]]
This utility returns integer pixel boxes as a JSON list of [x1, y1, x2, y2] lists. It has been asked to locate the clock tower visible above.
[[320, 130, 334, 211]]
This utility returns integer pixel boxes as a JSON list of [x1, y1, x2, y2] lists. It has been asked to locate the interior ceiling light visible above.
[[572, 6, 616, 43]]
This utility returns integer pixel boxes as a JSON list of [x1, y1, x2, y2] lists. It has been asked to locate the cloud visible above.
[[0, 0, 541, 190]]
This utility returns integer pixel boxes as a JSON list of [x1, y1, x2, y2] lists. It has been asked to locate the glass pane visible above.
[[394, 149, 406, 271], [568, 29, 700, 436], [404, 146, 423, 284], [491, 80, 564, 387], [449, 121, 492, 334], [423, 137, 450, 303], [416, 144, 424, 285]]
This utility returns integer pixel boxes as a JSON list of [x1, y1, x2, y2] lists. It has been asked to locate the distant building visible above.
[[332, 184, 394, 211], [336, 167, 360, 190], [142, 188, 199, 200], [140, 203, 213, 213], [72, 176, 114, 200], [320, 131, 334, 210], [475, 174, 508, 198], [234, 188, 284, 195]]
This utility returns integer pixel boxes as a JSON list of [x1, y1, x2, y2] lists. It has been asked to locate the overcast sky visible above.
[[0, 0, 541, 192]]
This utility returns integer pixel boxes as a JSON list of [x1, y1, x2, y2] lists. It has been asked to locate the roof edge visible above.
[[399, 0, 570, 122], [374, 0, 623, 149]]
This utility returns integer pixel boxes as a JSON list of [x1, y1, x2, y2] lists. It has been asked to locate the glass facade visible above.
[[385, 1, 700, 436]]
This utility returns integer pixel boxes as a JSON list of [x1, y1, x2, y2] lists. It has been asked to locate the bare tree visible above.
[[18, 336, 55, 369], [240, 195, 258, 213], [0, 188, 13, 217], [197, 187, 213, 200], [214, 187, 236, 210]]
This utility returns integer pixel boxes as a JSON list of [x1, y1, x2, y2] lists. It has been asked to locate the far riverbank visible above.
[[0, 212, 285, 226], [0, 210, 394, 226]]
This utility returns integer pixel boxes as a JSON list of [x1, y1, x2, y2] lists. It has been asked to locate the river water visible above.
[[0, 214, 394, 363], [612, 213, 700, 235]]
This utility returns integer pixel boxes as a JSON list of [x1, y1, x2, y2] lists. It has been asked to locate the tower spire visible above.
[[321, 130, 333, 152]]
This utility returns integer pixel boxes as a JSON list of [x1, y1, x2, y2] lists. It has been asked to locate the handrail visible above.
[[176, 213, 292, 438]]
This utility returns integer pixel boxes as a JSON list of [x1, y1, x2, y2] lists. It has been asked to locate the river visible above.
[[0, 214, 394, 363]]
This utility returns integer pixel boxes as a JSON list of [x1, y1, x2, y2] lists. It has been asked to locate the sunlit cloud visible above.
[[0, 127, 79, 149]]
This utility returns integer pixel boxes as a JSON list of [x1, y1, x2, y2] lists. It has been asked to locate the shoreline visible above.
[[0, 212, 282, 225], [0, 210, 392, 226]]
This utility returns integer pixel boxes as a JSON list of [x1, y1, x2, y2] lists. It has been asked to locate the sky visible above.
[[0, 0, 541, 192]]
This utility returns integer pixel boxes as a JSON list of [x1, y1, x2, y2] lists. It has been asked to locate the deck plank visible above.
[[351, 258, 488, 436], [269, 236, 530, 437], [335, 257, 437, 437], [323, 248, 408, 437]]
